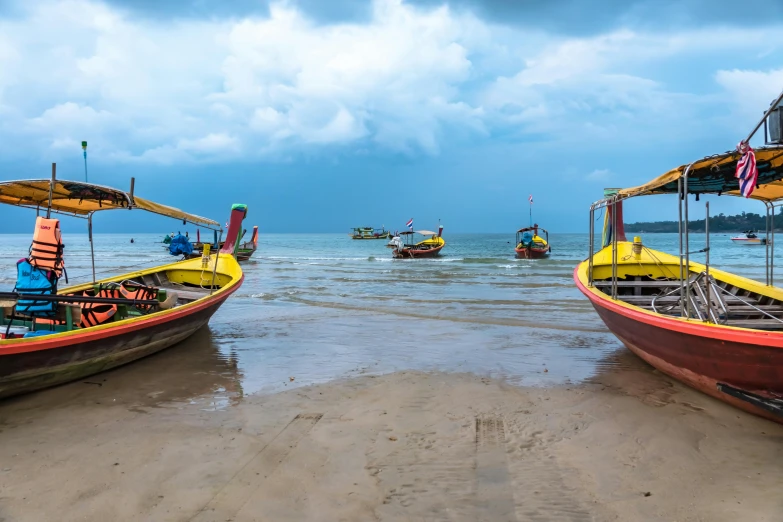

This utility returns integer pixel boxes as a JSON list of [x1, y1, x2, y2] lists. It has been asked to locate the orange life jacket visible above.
[[79, 288, 118, 328], [119, 282, 158, 312], [30, 217, 66, 280]]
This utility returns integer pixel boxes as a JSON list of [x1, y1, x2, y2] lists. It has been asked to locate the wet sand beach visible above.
[[1, 233, 782, 520], [1, 340, 782, 521]]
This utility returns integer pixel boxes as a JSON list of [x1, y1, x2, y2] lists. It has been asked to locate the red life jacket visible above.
[[79, 288, 118, 328], [30, 217, 66, 280]]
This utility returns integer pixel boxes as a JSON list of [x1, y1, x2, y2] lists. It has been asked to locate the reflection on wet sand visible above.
[[0, 327, 244, 419]]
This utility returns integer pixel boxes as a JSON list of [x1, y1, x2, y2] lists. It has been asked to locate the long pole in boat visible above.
[[678, 177, 684, 316], [705, 201, 711, 322], [47, 163, 55, 219], [209, 228, 223, 295], [81, 141, 88, 182], [88, 213, 96, 283], [529, 195, 532, 228]]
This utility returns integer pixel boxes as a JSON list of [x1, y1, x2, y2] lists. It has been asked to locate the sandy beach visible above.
[[1, 351, 781, 522]]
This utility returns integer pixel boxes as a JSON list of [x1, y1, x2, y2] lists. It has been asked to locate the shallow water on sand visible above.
[[0, 231, 776, 407]]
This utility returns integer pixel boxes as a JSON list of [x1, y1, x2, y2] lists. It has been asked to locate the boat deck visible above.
[[594, 276, 783, 331]]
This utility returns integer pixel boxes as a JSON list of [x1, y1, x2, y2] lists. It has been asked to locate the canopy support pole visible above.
[[611, 196, 618, 300], [209, 229, 223, 295], [772, 205, 776, 286], [684, 167, 692, 318], [588, 204, 595, 286], [765, 202, 771, 285], [47, 163, 55, 219], [678, 178, 685, 317], [705, 201, 711, 321], [88, 213, 96, 283]]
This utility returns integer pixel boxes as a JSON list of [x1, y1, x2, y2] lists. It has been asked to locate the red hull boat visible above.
[[514, 224, 550, 259], [577, 129, 783, 422], [515, 246, 549, 259], [388, 225, 445, 259], [575, 261, 783, 423]]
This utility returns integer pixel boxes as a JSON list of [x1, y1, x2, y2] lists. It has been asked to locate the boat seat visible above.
[[158, 292, 178, 310]]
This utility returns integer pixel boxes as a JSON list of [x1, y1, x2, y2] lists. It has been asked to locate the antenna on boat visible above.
[[81, 141, 88, 182]]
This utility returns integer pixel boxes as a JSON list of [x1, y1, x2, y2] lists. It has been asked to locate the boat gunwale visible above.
[[0, 258, 243, 356], [574, 262, 783, 349]]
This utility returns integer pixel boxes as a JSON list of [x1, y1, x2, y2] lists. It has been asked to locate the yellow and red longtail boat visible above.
[[575, 145, 783, 423], [0, 171, 247, 398]]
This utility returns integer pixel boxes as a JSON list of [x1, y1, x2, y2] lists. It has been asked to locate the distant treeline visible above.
[[626, 210, 783, 233]]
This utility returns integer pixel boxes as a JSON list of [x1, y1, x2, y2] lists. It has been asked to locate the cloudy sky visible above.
[[0, 0, 782, 232]]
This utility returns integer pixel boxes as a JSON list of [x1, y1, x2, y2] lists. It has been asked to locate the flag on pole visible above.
[[735, 142, 759, 198], [405, 218, 413, 230], [528, 194, 533, 204]]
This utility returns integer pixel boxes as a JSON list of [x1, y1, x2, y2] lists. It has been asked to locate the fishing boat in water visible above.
[[731, 230, 767, 245], [350, 226, 390, 239], [575, 94, 783, 422], [515, 224, 550, 259], [189, 226, 259, 262], [387, 225, 445, 258], [0, 169, 247, 399]]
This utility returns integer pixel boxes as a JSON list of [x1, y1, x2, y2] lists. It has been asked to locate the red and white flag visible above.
[[736, 141, 759, 198], [528, 194, 533, 204]]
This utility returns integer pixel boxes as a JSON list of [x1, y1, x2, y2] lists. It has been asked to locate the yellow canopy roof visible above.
[[618, 147, 783, 202], [0, 179, 219, 227]]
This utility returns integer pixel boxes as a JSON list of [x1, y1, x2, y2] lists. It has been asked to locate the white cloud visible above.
[[1, 0, 783, 165], [586, 168, 611, 181]]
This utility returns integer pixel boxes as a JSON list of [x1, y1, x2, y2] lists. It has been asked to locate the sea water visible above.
[[0, 232, 774, 404]]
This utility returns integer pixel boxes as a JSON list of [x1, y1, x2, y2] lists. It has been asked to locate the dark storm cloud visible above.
[[92, 0, 783, 34]]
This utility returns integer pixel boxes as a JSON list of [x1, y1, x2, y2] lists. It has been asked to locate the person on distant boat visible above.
[[130, 238, 134, 244], [185, 231, 189, 238]]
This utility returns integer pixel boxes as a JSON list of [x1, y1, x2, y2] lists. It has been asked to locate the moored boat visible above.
[[515, 224, 550, 259], [387, 225, 445, 258], [731, 230, 767, 245], [189, 226, 259, 262], [575, 124, 783, 422], [350, 226, 390, 239], [0, 173, 247, 399]]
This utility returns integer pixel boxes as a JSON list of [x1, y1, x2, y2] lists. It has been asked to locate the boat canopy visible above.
[[400, 229, 436, 236], [618, 147, 783, 202], [517, 226, 548, 234], [0, 179, 220, 228]]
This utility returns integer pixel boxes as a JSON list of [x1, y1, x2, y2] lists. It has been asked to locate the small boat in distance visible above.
[[731, 230, 767, 245], [515, 224, 550, 259], [387, 225, 445, 258], [190, 226, 259, 262], [350, 226, 390, 239]]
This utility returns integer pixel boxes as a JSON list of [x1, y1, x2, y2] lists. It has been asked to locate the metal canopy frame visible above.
[[8, 164, 221, 284]]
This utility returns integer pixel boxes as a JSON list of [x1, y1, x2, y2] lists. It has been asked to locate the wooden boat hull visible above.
[[393, 244, 444, 258], [731, 238, 766, 245], [351, 234, 390, 240], [575, 266, 783, 423], [515, 247, 550, 259], [0, 287, 235, 398], [0, 251, 244, 400]]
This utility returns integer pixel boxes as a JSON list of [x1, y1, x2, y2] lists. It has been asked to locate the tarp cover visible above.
[[168, 234, 193, 256], [618, 148, 783, 202], [0, 179, 219, 227]]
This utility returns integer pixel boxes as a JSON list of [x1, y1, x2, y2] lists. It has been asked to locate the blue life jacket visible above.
[[14, 259, 57, 316], [521, 231, 533, 245], [168, 234, 193, 256]]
